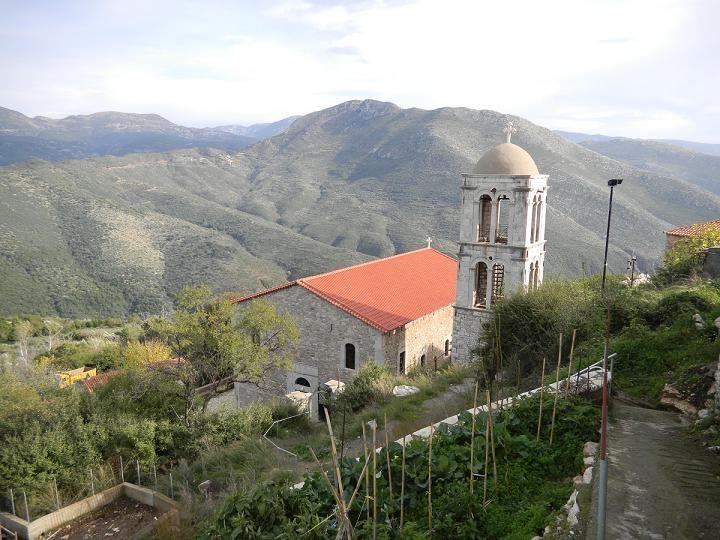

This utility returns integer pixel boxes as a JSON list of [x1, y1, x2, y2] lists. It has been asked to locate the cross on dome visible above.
[[503, 119, 517, 143]]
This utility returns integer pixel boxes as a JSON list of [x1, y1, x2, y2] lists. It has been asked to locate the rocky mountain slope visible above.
[[573, 138, 720, 196], [2, 99, 719, 317], [0, 107, 256, 165]]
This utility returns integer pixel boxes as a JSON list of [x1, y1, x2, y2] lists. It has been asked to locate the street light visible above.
[[601, 179, 623, 294], [597, 178, 622, 540]]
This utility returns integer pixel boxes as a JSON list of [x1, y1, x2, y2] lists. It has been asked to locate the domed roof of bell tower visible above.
[[472, 142, 539, 176]]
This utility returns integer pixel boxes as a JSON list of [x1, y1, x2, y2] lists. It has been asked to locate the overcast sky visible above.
[[1, 0, 718, 141]]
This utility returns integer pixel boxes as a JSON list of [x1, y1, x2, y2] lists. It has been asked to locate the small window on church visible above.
[[495, 195, 510, 244], [534, 197, 542, 243], [295, 377, 310, 389], [491, 263, 504, 305], [344, 343, 356, 370], [478, 195, 492, 242], [474, 262, 488, 308], [420, 354, 426, 367], [444, 339, 450, 356]]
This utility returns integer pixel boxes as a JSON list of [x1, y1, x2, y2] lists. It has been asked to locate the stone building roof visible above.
[[665, 219, 720, 238], [472, 142, 539, 176], [232, 248, 457, 332]]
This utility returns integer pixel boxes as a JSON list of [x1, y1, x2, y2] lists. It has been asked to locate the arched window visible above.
[[534, 196, 542, 243], [295, 377, 310, 389], [474, 262, 488, 308], [478, 195, 492, 242], [530, 195, 538, 243], [444, 339, 450, 356], [420, 354, 426, 367], [495, 195, 510, 244], [491, 263, 504, 305], [344, 343, 356, 370], [528, 263, 535, 290]]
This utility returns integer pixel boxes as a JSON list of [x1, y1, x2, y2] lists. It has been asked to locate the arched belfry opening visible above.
[[478, 195, 492, 242], [451, 119, 549, 364], [474, 262, 488, 308]]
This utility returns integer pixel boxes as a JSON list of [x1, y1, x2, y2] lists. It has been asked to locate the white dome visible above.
[[473, 142, 539, 176]]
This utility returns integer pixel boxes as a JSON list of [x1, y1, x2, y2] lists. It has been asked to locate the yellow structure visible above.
[[57, 366, 96, 388]]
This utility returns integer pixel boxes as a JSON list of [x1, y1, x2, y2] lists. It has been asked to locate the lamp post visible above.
[[598, 178, 621, 540], [601, 179, 623, 294]]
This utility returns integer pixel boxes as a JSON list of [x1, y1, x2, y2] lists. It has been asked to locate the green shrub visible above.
[[337, 361, 394, 411], [196, 404, 274, 447]]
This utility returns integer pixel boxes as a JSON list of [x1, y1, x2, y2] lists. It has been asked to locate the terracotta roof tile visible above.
[[666, 219, 720, 237], [233, 248, 457, 332]]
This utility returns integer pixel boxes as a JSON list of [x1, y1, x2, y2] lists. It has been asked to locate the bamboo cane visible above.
[[371, 420, 377, 540], [550, 334, 563, 446], [469, 382, 479, 496], [565, 329, 577, 398], [400, 435, 406, 530], [536, 357, 546, 441], [324, 412, 346, 512], [483, 391, 490, 506], [488, 391, 497, 490], [361, 423, 370, 523], [428, 423, 434, 535], [384, 413, 393, 501]]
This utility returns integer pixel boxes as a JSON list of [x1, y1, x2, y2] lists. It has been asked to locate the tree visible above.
[[146, 286, 298, 425], [43, 319, 64, 351], [122, 339, 172, 368], [659, 223, 720, 283], [14, 320, 34, 366]]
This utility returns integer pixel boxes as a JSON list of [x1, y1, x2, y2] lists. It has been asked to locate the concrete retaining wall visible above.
[[0, 483, 178, 540]]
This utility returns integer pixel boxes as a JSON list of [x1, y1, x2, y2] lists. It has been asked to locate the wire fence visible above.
[[1, 456, 179, 523]]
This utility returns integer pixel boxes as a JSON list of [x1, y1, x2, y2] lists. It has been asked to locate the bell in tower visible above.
[[451, 120, 549, 365]]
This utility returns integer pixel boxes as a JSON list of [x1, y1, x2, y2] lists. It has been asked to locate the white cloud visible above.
[[0, 0, 717, 140]]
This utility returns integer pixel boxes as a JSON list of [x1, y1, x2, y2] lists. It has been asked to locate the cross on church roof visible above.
[[503, 119, 517, 143], [426, 236, 433, 248]]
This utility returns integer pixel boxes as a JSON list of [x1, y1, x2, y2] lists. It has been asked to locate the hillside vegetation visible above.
[[3, 99, 720, 316]]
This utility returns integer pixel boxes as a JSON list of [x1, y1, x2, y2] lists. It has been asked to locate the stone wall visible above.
[[244, 285, 383, 391], [403, 305, 453, 371], [451, 305, 489, 364]]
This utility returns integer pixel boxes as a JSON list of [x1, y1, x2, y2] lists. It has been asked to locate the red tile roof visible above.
[[666, 219, 720, 237], [79, 370, 120, 392], [233, 248, 458, 332]]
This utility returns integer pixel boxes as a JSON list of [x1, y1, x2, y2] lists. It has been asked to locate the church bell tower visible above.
[[451, 122, 549, 364]]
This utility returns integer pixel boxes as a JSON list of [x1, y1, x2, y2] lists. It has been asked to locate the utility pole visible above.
[[601, 179, 622, 295], [598, 179, 622, 540]]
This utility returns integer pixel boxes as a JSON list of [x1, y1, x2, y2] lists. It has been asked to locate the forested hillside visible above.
[[2, 99, 720, 317]]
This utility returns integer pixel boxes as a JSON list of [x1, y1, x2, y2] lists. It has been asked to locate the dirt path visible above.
[[588, 401, 720, 539]]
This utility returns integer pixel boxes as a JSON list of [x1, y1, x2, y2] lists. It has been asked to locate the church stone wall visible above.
[[403, 305, 454, 371], [243, 285, 383, 392]]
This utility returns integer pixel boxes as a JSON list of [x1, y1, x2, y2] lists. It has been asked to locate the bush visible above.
[[196, 404, 274, 448], [337, 362, 395, 411]]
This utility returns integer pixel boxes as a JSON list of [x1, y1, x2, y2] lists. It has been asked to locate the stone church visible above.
[[232, 248, 457, 415], [231, 126, 547, 415]]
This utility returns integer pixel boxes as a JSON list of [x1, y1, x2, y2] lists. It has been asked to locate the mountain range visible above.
[[0, 107, 294, 165], [1, 100, 719, 317]]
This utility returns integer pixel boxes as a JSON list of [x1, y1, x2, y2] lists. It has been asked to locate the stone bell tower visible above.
[[451, 122, 549, 364]]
